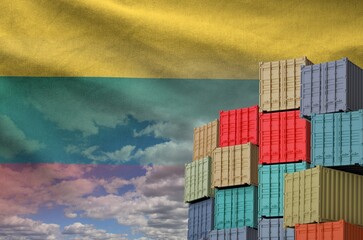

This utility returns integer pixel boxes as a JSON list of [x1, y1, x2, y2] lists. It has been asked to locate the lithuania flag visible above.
[[0, 1, 362, 239]]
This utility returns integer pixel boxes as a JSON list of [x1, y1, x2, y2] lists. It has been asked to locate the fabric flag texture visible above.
[[0, 1, 362, 239]]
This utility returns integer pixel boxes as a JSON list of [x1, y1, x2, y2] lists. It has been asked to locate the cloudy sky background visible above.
[[0, 78, 258, 239], [1, 0, 362, 239]]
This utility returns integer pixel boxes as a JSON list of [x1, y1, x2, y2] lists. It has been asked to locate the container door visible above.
[[323, 114, 335, 165], [222, 148, 230, 187], [224, 190, 233, 229], [334, 113, 343, 165], [311, 64, 322, 114], [335, 59, 348, 112], [213, 149, 222, 187]]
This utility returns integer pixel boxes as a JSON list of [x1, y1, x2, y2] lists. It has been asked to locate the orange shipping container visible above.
[[212, 143, 258, 188], [295, 220, 363, 240], [193, 120, 219, 161]]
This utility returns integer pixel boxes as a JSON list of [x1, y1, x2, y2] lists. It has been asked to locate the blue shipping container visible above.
[[258, 218, 294, 240], [258, 162, 310, 217], [300, 58, 363, 118], [188, 198, 214, 240], [311, 110, 363, 167], [209, 227, 257, 240], [214, 186, 258, 229]]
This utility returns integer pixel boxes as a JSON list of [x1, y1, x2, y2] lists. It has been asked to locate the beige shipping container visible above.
[[193, 119, 219, 161], [259, 57, 313, 112], [212, 142, 258, 188], [284, 166, 363, 228]]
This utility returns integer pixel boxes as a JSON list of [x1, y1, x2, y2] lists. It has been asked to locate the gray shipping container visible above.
[[300, 58, 363, 118], [188, 198, 214, 240], [209, 227, 257, 240], [258, 218, 294, 240]]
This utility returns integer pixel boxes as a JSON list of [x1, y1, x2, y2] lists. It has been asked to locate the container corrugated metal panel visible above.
[[184, 157, 214, 203], [295, 220, 363, 240], [209, 227, 258, 240], [188, 198, 214, 240], [214, 186, 258, 229], [258, 218, 295, 240], [284, 166, 363, 227], [311, 110, 363, 167], [194, 120, 219, 161], [258, 162, 310, 217], [259, 110, 311, 164], [219, 105, 259, 147], [212, 143, 258, 188], [301, 58, 363, 118], [259, 57, 313, 112]]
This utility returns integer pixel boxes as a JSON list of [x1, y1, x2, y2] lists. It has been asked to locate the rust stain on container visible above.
[[212, 143, 258, 188], [259, 57, 313, 112], [193, 119, 219, 161], [284, 166, 363, 228]]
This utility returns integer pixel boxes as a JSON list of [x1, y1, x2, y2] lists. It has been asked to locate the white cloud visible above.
[[65, 145, 80, 154], [0, 164, 93, 216], [0, 115, 44, 159], [0, 216, 61, 240], [63, 222, 128, 240], [65, 212, 78, 219], [105, 145, 135, 161], [48, 178, 99, 205], [26, 81, 129, 137], [100, 178, 131, 194], [67, 166, 188, 240], [75, 145, 136, 163], [134, 140, 192, 165], [133, 122, 170, 138], [81, 146, 108, 161], [0, 164, 187, 239]]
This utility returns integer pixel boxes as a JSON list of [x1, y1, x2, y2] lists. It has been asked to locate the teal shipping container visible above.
[[258, 162, 310, 217], [311, 110, 363, 167], [214, 186, 258, 229]]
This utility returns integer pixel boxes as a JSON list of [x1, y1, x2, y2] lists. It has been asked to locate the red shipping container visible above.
[[259, 110, 310, 164], [295, 220, 363, 240], [219, 105, 259, 147]]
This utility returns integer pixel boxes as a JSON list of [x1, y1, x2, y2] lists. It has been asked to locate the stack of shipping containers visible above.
[[185, 57, 363, 239], [184, 120, 218, 240], [209, 105, 259, 239], [257, 57, 312, 240], [283, 58, 363, 239]]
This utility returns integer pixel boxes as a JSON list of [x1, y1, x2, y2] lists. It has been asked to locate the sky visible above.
[[1, 1, 362, 239], [0, 77, 258, 239]]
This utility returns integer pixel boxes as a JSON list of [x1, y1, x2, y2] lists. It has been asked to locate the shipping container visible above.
[[184, 157, 214, 203], [284, 166, 363, 228], [301, 58, 363, 118], [259, 110, 311, 164], [194, 120, 219, 161], [311, 110, 363, 167], [258, 162, 310, 217], [258, 218, 294, 240], [295, 220, 363, 240], [213, 143, 258, 188], [214, 186, 258, 229], [188, 198, 214, 240], [209, 227, 257, 240], [259, 57, 313, 112], [219, 105, 259, 147]]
